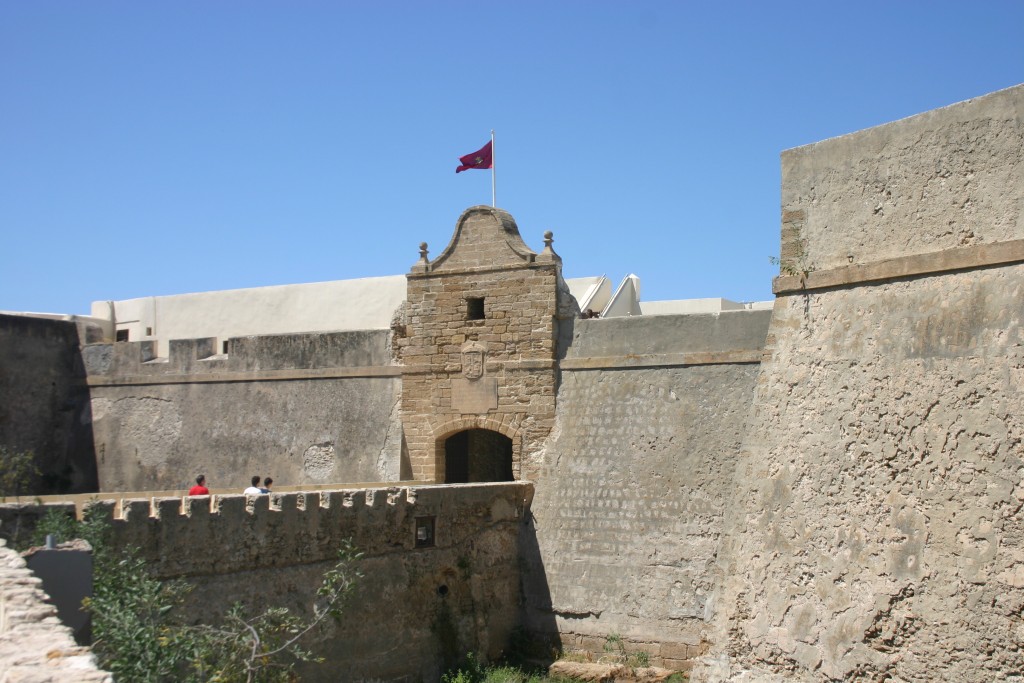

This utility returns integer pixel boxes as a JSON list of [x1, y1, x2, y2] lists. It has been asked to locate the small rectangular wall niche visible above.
[[415, 516, 436, 548], [115, 329, 129, 342], [466, 297, 485, 320]]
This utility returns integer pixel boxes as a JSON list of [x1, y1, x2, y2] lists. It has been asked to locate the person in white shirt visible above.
[[243, 475, 263, 495]]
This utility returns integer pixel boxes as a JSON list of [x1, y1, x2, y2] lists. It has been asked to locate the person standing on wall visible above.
[[243, 475, 262, 494], [188, 475, 210, 496]]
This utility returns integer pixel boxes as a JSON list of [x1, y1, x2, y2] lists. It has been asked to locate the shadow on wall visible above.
[[0, 314, 99, 497], [401, 432, 413, 480], [518, 506, 560, 665]]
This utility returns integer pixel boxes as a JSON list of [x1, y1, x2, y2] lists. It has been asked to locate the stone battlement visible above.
[[35, 483, 532, 580]]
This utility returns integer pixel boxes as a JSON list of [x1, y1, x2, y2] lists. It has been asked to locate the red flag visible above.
[[455, 141, 493, 173]]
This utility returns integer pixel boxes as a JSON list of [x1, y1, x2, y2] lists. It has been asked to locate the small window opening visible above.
[[115, 329, 129, 342], [145, 327, 153, 336], [467, 297, 485, 320], [222, 341, 229, 354]]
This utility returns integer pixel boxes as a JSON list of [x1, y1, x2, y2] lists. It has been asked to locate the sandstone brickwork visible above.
[[399, 206, 573, 482]]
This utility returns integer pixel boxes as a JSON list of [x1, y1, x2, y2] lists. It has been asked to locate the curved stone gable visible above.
[[417, 205, 538, 273]]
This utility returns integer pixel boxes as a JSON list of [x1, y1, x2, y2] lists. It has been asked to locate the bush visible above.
[[0, 446, 38, 500], [30, 506, 80, 547]]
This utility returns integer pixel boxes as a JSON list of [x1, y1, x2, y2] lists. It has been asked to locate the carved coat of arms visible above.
[[461, 341, 487, 380]]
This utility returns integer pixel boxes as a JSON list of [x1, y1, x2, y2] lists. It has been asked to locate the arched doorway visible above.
[[444, 429, 513, 483]]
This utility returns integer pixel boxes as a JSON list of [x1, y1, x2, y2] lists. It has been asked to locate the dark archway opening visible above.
[[444, 429, 513, 483]]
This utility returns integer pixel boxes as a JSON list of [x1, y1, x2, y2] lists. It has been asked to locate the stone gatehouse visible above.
[[399, 206, 571, 483]]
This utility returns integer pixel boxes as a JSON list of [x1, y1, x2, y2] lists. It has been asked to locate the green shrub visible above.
[[441, 652, 487, 683], [0, 446, 38, 500], [30, 506, 80, 547]]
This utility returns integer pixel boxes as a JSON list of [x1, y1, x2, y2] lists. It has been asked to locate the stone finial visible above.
[[537, 230, 561, 264], [410, 242, 431, 274]]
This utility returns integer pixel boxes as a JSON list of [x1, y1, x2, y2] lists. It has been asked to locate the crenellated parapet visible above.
[[80, 482, 532, 579]]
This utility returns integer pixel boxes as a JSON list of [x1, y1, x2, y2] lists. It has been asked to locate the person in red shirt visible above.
[[188, 475, 210, 496]]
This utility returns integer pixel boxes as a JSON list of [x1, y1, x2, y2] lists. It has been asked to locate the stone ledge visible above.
[[773, 237, 1024, 294], [85, 365, 401, 387], [402, 359, 558, 375], [407, 261, 558, 279], [560, 349, 763, 370]]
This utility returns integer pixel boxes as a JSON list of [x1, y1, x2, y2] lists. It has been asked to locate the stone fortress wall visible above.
[[81, 329, 404, 491], [524, 310, 772, 668], [1, 84, 1021, 681], [699, 83, 1024, 681], [0, 314, 98, 493]]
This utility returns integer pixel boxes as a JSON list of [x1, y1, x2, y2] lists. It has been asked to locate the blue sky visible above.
[[2, 2, 1022, 315]]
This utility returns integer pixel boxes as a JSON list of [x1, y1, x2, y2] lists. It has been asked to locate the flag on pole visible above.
[[455, 141, 493, 173]]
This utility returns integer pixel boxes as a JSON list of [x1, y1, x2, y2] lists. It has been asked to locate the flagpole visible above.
[[490, 129, 496, 208]]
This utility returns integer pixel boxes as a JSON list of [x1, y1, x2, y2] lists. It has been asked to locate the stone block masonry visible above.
[[4, 84, 1021, 681], [0, 539, 112, 682], [401, 206, 569, 482]]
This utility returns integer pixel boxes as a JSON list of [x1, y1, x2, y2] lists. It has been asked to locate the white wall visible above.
[[91, 276, 408, 357]]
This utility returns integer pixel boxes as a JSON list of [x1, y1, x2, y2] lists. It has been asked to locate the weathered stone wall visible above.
[[400, 206, 570, 482], [83, 330, 403, 492], [0, 314, 97, 493], [779, 84, 1023, 275], [525, 311, 771, 669], [699, 84, 1024, 681], [5, 482, 531, 682]]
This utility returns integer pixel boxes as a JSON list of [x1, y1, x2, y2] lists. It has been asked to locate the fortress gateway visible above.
[[1, 84, 1023, 681]]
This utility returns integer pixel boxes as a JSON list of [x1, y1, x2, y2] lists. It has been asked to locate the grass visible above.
[[441, 652, 688, 683]]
